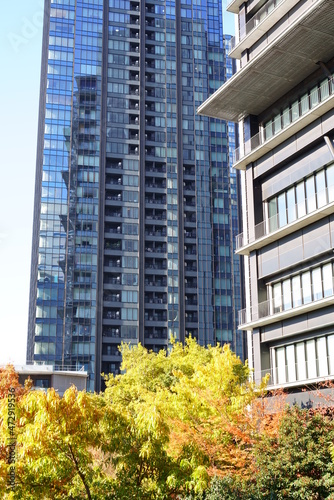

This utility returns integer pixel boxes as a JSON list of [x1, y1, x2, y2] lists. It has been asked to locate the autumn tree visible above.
[[186, 405, 334, 500], [0, 386, 124, 499], [0, 341, 269, 499], [104, 338, 267, 497], [0, 365, 30, 400], [0, 364, 33, 491]]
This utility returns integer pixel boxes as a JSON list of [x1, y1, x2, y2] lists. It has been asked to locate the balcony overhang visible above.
[[239, 295, 334, 331], [226, 0, 247, 14], [229, 0, 301, 60], [197, 0, 334, 122], [236, 199, 334, 255], [232, 93, 334, 170]]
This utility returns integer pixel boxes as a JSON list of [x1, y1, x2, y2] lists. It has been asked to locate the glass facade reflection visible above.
[[28, 0, 244, 391]]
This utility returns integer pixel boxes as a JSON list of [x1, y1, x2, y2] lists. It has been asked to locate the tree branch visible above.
[[68, 443, 92, 500]]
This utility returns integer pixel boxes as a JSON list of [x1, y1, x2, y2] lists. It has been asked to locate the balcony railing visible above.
[[233, 76, 334, 165], [230, 0, 283, 51], [257, 356, 334, 387], [23, 363, 87, 372], [236, 184, 334, 250], [239, 278, 334, 327]]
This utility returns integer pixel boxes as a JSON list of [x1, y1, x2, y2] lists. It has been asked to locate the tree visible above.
[[0, 386, 122, 499], [0, 341, 269, 499], [183, 405, 334, 500], [254, 405, 334, 499], [104, 338, 267, 497], [0, 364, 32, 495], [0, 365, 30, 401]]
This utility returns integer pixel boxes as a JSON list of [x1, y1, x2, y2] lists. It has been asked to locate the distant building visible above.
[[27, 0, 245, 392], [199, 0, 334, 400], [6, 365, 87, 395]]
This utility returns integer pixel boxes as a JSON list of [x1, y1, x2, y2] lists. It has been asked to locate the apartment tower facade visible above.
[[199, 0, 334, 400], [27, 0, 244, 391]]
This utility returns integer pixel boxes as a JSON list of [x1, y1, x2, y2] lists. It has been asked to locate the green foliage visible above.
[[0, 386, 119, 499], [2, 342, 333, 500], [254, 405, 334, 499], [103, 338, 265, 497], [188, 406, 334, 500]]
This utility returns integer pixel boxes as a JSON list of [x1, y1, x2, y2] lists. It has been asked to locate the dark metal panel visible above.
[[138, 0, 146, 346], [175, 0, 185, 344], [95, 0, 109, 392]]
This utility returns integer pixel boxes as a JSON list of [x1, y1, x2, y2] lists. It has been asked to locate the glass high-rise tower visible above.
[[27, 0, 244, 391]]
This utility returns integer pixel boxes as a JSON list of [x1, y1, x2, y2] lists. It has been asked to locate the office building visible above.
[[27, 0, 244, 391], [199, 0, 334, 399]]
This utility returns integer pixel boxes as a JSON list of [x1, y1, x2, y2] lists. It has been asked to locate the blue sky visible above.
[[0, 1, 43, 364], [0, 1, 234, 365]]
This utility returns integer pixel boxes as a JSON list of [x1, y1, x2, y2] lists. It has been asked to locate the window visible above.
[[273, 283, 282, 313], [271, 262, 334, 313], [286, 187, 296, 223], [121, 308, 138, 321], [273, 334, 334, 385], [268, 198, 278, 232], [327, 164, 334, 202], [296, 342, 307, 381], [300, 93, 309, 115], [264, 73, 332, 145], [301, 271, 312, 304], [306, 340, 317, 379], [292, 276, 302, 307], [286, 345, 296, 382], [323, 263, 333, 297], [317, 337, 328, 376], [305, 176, 316, 212], [276, 347, 286, 384], [328, 335, 334, 375], [267, 163, 334, 232], [277, 193, 287, 227], [282, 279, 292, 310], [311, 267, 322, 301], [296, 181, 306, 218]]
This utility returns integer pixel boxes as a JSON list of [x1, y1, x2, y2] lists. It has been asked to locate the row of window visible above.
[[51, 8, 75, 20], [273, 334, 334, 385], [268, 163, 334, 231], [264, 77, 334, 140], [272, 261, 334, 313], [104, 308, 138, 321]]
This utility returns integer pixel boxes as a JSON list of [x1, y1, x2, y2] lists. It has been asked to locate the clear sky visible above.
[[0, 1, 234, 366], [0, 1, 44, 364]]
